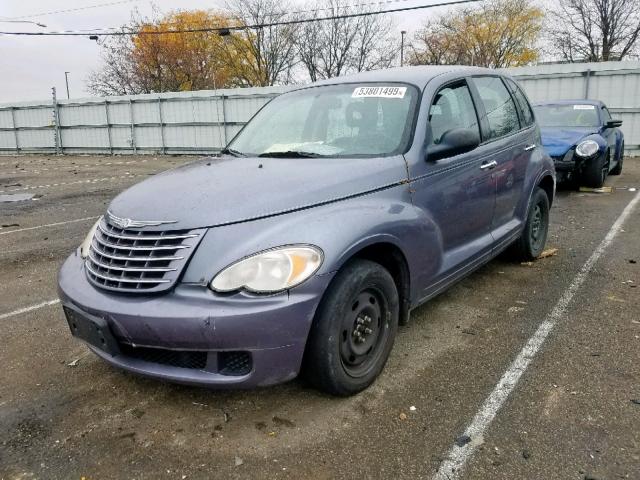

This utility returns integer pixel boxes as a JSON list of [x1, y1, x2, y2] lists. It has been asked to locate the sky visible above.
[[0, 0, 455, 103]]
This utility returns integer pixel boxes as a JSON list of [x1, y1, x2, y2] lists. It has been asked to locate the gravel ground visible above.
[[1, 154, 639, 480]]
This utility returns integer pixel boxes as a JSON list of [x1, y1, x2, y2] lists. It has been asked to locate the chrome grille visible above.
[[85, 218, 204, 293]]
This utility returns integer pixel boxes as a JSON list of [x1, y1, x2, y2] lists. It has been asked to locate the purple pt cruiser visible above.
[[58, 66, 555, 396]]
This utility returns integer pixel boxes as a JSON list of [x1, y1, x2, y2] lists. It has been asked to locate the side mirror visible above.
[[606, 119, 623, 128], [426, 128, 481, 162]]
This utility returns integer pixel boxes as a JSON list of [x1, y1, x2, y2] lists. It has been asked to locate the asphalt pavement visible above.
[[1, 154, 638, 480]]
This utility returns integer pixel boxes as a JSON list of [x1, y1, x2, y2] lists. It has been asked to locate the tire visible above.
[[511, 187, 550, 261], [303, 259, 399, 396], [581, 150, 608, 188], [610, 142, 624, 175]]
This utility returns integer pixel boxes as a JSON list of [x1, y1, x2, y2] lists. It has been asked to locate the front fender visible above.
[[181, 184, 442, 302]]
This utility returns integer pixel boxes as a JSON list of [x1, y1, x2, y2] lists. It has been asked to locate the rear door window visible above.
[[506, 79, 535, 128], [428, 82, 480, 145], [473, 76, 520, 140]]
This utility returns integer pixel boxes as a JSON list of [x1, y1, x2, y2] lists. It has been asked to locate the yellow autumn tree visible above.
[[409, 0, 543, 68], [131, 10, 246, 91]]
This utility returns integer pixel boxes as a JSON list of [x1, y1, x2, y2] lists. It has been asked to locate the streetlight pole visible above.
[[64, 72, 70, 99], [400, 30, 407, 67]]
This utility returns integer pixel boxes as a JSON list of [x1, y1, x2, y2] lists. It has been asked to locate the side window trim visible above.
[[466, 76, 491, 143], [426, 78, 482, 147], [468, 74, 523, 144]]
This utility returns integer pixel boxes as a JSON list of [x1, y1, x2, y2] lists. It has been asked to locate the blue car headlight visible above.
[[575, 140, 599, 158], [210, 245, 323, 293]]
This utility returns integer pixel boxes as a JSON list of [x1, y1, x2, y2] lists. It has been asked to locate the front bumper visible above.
[[58, 251, 333, 388]]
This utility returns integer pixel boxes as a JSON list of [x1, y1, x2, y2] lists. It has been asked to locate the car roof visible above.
[[306, 65, 500, 90], [533, 99, 605, 107]]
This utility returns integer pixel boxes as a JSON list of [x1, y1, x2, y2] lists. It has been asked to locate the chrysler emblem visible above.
[[106, 210, 177, 229]]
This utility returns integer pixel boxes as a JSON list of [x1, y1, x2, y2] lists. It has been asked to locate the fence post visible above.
[[104, 100, 113, 155], [221, 94, 227, 148], [584, 69, 592, 99], [52, 87, 61, 155], [157, 97, 166, 154], [129, 99, 137, 154], [10, 107, 19, 154]]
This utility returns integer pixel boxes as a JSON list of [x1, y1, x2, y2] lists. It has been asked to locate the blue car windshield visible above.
[[534, 104, 600, 128], [228, 83, 419, 158]]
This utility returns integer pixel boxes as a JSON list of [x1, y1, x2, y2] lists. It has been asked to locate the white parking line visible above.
[[0, 216, 98, 236], [0, 299, 60, 321], [433, 190, 640, 480]]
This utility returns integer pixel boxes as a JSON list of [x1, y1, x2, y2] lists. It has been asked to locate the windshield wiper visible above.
[[220, 147, 246, 157], [258, 150, 325, 158]]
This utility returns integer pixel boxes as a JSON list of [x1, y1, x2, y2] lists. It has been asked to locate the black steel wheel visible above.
[[510, 187, 550, 261], [303, 259, 399, 396]]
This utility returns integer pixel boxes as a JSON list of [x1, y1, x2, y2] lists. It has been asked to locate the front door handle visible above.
[[480, 160, 498, 170], [524, 144, 536, 151]]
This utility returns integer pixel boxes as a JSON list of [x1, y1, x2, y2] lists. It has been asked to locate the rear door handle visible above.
[[524, 144, 536, 151], [480, 160, 498, 170]]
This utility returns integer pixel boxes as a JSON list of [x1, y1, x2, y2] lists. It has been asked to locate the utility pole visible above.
[[400, 30, 407, 67], [64, 72, 71, 99]]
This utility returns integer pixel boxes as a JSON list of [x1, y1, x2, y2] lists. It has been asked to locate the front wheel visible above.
[[303, 259, 399, 396], [581, 151, 608, 187], [511, 187, 550, 261]]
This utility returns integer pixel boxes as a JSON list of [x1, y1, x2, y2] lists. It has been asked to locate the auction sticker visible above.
[[573, 104, 595, 109], [352, 86, 407, 98]]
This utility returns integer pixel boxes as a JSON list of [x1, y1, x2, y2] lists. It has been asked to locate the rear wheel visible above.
[[610, 142, 624, 175], [581, 151, 608, 188], [303, 259, 399, 396], [511, 187, 550, 261]]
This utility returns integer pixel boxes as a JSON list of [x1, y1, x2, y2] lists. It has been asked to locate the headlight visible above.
[[80, 216, 102, 258], [210, 245, 323, 293], [575, 140, 599, 158]]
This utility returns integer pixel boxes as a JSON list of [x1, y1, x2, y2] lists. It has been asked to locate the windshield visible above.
[[227, 83, 419, 158], [534, 104, 600, 128]]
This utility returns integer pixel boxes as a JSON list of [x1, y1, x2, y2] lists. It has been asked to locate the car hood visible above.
[[539, 127, 599, 157], [107, 155, 408, 230]]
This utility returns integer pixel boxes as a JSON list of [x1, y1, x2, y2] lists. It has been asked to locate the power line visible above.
[[2, 0, 423, 34], [6, 0, 142, 20], [17, 0, 430, 34], [0, 0, 482, 37]]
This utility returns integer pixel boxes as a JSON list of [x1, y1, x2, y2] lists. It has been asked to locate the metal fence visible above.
[[1, 61, 639, 156], [505, 61, 640, 155], [0, 86, 289, 156]]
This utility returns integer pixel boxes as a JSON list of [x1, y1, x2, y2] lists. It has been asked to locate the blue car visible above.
[[58, 66, 555, 396], [534, 100, 624, 187]]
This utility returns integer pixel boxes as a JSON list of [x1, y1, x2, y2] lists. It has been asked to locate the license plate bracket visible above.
[[63, 306, 119, 356]]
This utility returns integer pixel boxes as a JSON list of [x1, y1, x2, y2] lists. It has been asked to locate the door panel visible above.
[[410, 80, 496, 298], [471, 76, 529, 245]]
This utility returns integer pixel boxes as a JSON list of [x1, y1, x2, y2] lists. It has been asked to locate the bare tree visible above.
[[296, 0, 397, 81], [86, 27, 147, 96], [225, 0, 298, 86], [549, 0, 640, 62]]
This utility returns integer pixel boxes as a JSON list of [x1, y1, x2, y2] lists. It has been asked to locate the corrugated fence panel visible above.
[[1, 65, 638, 155]]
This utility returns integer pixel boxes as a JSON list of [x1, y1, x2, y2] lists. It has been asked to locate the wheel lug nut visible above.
[[364, 328, 372, 334]]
